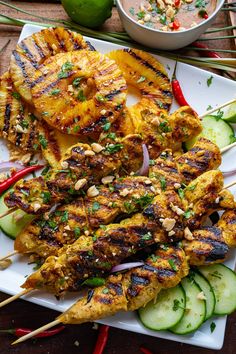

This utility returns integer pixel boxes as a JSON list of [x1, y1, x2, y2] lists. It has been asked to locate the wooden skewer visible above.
[[224, 180, 236, 189], [12, 319, 61, 345], [220, 141, 236, 154], [199, 97, 236, 119], [0, 288, 33, 309], [0, 250, 18, 262], [0, 206, 17, 219]]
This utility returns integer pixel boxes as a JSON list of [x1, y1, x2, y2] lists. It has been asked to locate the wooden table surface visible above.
[[0, 1, 235, 353]]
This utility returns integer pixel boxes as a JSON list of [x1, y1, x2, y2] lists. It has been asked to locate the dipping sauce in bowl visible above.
[[122, 0, 217, 31]]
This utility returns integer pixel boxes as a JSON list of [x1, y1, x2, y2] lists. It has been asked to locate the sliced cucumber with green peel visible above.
[[222, 101, 236, 123], [189, 270, 216, 320], [185, 115, 236, 150], [0, 191, 34, 240], [170, 277, 206, 335], [198, 264, 236, 315], [138, 285, 186, 331]]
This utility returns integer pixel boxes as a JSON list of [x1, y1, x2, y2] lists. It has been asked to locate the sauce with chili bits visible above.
[[122, 0, 216, 31]]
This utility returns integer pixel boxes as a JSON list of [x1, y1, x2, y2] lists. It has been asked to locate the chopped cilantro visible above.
[[77, 90, 86, 102], [207, 75, 213, 87], [105, 143, 123, 154], [107, 132, 116, 140], [134, 194, 154, 208], [50, 88, 61, 95], [137, 11, 145, 20], [195, 0, 206, 7], [183, 209, 194, 219], [82, 277, 105, 287], [124, 201, 136, 214], [73, 77, 83, 87], [61, 61, 73, 71], [48, 220, 57, 229], [178, 188, 185, 199], [160, 176, 166, 191], [96, 94, 107, 102], [58, 71, 70, 79], [160, 14, 167, 25], [168, 259, 177, 271], [12, 92, 21, 100], [150, 254, 160, 262], [92, 202, 100, 213], [102, 287, 109, 294], [61, 210, 69, 223], [210, 322, 216, 333], [103, 122, 111, 131], [73, 125, 80, 133], [21, 120, 29, 129], [38, 134, 48, 149], [41, 191, 51, 204], [149, 159, 155, 166], [142, 232, 152, 240], [74, 227, 81, 238], [159, 121, 172, 133]]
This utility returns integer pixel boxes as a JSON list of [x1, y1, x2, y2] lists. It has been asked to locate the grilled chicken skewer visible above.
[[21, 174, 235, 297], [12, 244, 189, 345], [3, 136, 220, 216], [11, 138, 224, 260]]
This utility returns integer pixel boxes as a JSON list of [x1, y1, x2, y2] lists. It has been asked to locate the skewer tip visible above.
[[11, 319, 61, 345]]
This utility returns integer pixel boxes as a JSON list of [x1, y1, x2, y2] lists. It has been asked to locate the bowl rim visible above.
[[116, 0, 225, 35]]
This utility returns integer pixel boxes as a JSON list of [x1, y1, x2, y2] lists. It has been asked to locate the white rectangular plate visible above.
[[0, 24, 236, 350]]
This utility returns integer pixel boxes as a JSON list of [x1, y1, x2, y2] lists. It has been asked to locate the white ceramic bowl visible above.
[[116, 0, 224, 50]]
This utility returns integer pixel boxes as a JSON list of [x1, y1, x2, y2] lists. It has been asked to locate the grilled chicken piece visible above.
[[176, 137, 221, 182], [4, 134, 143, 213], [107, 48, 173, 112], [10, 27, 91, 103], [15, 176, 156, 258], [56, 245, 189, 324], [22, 190, 187, 295], [4, 137, 221, 215], [0, 72, 39, 152], [31, 50, 127, 136], [217, 209, 236, 247]]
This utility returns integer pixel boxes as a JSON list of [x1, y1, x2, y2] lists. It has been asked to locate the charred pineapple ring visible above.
[[0, 72, 39, 152], [107, 48, 173, 111], [10, 27, 92, 103], [31, 50, 127, 136]]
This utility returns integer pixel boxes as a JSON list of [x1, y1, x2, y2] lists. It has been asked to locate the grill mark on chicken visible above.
[[3, 103, 11, 134], [32, 38, 45, 59], [18, 42, 38, 68], [12, 50, 30, 82]]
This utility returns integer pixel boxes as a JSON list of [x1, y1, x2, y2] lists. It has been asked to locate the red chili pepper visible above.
[[0, 326, 65, 338], [0, 165, 44, 195], [174, 0, 180, 7], [192, 41, 221, 58], [93, 325, 110, 354], [172, 18, 180, 30], [140, 346, 153, 354], [171, 64, 190, 107], [203, 13, 208, 19]]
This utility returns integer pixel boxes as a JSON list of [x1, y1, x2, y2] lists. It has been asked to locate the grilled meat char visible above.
[[57, 245, 189, 324], [4, 137, 221, 215]]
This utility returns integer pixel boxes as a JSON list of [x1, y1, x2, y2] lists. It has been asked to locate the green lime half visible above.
[[222, 101, 236, 123], [62, 0, 114, 28]]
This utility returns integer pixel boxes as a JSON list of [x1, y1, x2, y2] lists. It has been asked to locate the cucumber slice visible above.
[[222, 101, 236, 123], [198, 264, 236, 315], [189, 270, 216, 320], [170, 277, 206, 334], [185, 115, 236, 150], [138, 285, 186, 331], [0, 191, 34, 240]]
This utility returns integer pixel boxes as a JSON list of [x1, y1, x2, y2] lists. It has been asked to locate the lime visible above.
[[222, 101, 236, 123], [61, 0, 114, 28]]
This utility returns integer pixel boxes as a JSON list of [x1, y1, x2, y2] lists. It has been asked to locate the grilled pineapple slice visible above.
[[10, 27, 91, 103], [38, 121, 79, 168], [31, 51, 127, 136], [107, 48, 173, 111], [0, 72, 39, 152]]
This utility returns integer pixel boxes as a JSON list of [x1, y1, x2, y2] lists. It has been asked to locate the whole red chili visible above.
[[192, 41, 221, 58], [0, 165, 44, 195], [172, 18, 180, 30], [140, 346, 153, 354], [171, 64, 190, 107], [203, 13, 208, 19], [0, 326, 65, 338], [93, 325, 110, 354], [174, 0, 180, 7]]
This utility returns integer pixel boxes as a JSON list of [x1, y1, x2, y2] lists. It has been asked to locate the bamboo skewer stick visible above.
[[220, 141, 236, 153], [0, 288, 33, 308], [0, 250, 18, 262], [0, 207, 17, 219], [12, 319, 61, 345], [199, 98, 236, 119], [224, 180, 236, 189]]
